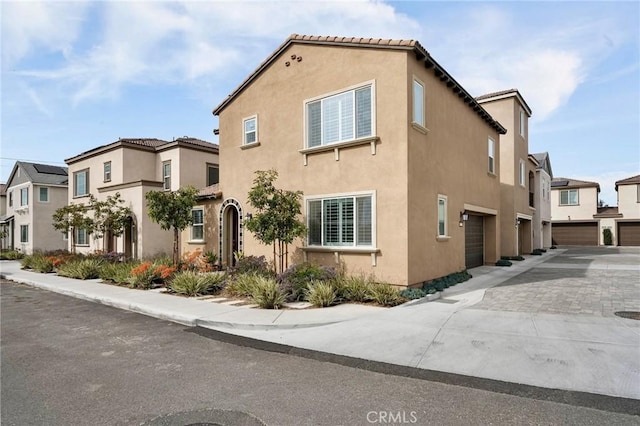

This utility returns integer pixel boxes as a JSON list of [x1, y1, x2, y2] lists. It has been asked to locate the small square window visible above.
[[437, 196, 447, 237], [244, 116, 258, 145], [162, 161, 171, 190], [207, 164, 219, 186], [413, 79, 425, 127], [104, 162, 112, 182], [39, 187, 49, 202]]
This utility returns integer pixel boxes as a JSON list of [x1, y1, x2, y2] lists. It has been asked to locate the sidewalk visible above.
[[2, 251, 639, 401]]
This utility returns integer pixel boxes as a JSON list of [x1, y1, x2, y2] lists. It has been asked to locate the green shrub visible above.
[[169, 271, 226, 296], [0, 250, 23, 260], [20, 254, 34, 269], [531, 249, 544, 255], [367, 282, 405, 307], [227, 272, 260, 297], [603, 228, 613, 246], [335, 274, 372, 303], [550, 246, 557, 250], [495, 259, 512, 267], [400, 287, 427, 300], [30, 255, 55, 273], [232, 255, 273, 277], [56, 259, 103, 280], [306, 280, 337, 307], [278, 262, 338, 302], [99, 261, 137, 284], [249, 275, 285, 309], [501, 255, 525, 261]]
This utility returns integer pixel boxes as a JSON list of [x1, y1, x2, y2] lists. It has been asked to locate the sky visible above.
[[1, 0, 638, 205]]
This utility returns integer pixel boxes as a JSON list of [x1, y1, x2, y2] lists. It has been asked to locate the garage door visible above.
[[465, 215, 484, 268], [551, 222, 598, 246], [618, 222, 640, 246]]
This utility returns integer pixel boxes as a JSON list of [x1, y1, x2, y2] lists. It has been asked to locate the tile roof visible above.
[[476, 88, 533, 116], [551, 177, 600, 191], [197, 184, 222, 199], [212, 33, 506, 134], [615, 174, 640, 188]]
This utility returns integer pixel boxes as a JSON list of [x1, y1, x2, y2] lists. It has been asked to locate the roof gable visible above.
[[615, 174, 640, 190], [212, 34, 506, 134], [531, 152, 553, 178], [551, 177, 600, 192], [476, 88, 533, 117], [6, 161, 68, 188]]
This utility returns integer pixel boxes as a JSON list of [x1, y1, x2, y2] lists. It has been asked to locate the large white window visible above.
[[20, 188, 28, 206], [162, 161, 171, 190], [243, 116, 258, 145], [74, 169, 89, 197], [306, 84, 373, 148], [307, 193, 373, 247], [412, 79, 425, 127], [519, 110, 525, 137], [437, 195, 447, 237], [75, 228, 88, 246], [560, 189, 579, 206], [519, 160, 525, 186], [191, 208, 204, 241], [488, 137, 495, 174], [20, 225, 28, 243], [39, 187, 49, 202]]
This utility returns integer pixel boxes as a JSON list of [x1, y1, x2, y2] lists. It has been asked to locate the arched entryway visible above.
[[219, 199, 244, 269]]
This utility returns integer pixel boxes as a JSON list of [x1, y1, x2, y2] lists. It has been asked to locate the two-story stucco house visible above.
[[530, 152, 553, 249], [3, 162, 69, 254], [65, 137, 219, 258], [550, 178, 600, 245], [477, 89, 538, 256], [615, 175, 640, 246], [208, 34, 508, 288]]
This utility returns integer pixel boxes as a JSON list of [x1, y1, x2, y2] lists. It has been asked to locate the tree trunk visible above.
[[173, 227, 179, 266], [273, 242, 277, 274]]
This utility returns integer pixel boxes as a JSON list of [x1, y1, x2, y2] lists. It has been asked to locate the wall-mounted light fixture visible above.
[[246, 213, 253, 220], [459, 210, 469, 227], [515, 217, 521, 227]]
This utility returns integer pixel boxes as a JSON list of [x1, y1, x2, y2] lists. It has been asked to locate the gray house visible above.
[[4, 162, 69, 253]]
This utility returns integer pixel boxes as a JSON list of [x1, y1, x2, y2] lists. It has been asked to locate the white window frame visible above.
[[488, 137, 495, 174], [519, 159, 525, 187], [412, 78, 425, 128], [104, 161, 111, 182], [437, 195, 448, 237], [243, 115, 258, 146], [74, 169, 89, 197], [39, 187, 49, 203], [519, 110, 525, 137], [162, 161, 171, 191], [75, 228, 88, 246], [20, 225, 28, 243], [559, 189, 579, 206], [304, 80, 376, 149], [190, 207, 204, 242], [20, 187, 28, 206], [305, 190, 376, 248]]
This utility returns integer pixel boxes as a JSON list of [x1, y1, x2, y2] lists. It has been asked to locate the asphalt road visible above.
[[1, 281, 637, 426]]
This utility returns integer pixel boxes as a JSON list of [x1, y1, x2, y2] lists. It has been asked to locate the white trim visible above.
[[488, 137, 495, 174], [412, 76, 426, 128], [437, 194, 448, 237], [516, 213, 533, 221], [519, 159, 526, 187], [162, 161, 171, 191], [242, 114, 258, 146], [463, 203, 498, 216], [190, 207, 205, 242]]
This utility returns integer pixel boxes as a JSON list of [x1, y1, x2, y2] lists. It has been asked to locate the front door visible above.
[[222, 206, 239, 268]]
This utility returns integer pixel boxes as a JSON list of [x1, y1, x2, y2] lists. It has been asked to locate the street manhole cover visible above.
[[614, 311, 640, 320]]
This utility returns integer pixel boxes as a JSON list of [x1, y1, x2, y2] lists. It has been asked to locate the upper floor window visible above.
[[8, 191, 12, 207], [207, 164, 219, 186], [519, 160, 525, 187], [307, 192, 373, 247], [560, 189, 579, 206], [519, 110, 525, 137], [191, 208, 204, 241], [75, 227, 88, 246], [20, 187, 28, 206], [20, 225, 28, 243], [74, 169, 89, 197], [162, 161, 171, 191], [488, 137, 495, 174], [104, 161, 111, 182], [437, 195, 447, 237], [412, 79, 425, 128], [306, 83, 373, 148], [243, 116, 258, 145], [39, 187, 49, 202]]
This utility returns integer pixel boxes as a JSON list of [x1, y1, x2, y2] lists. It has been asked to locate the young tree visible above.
[[52, 202, 95, 254], [145, 186, 199, 265], [245, 170, 306, 274], [92, 193, 133, 252]]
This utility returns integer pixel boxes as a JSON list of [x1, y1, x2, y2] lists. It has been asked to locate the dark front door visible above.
[[465, 215, 484, 269]]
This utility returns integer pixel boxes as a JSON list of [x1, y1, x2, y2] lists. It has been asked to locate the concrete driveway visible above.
[[473, 247, 640, 317]]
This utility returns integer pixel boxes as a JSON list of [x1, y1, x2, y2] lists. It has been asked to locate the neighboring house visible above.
[[477, 89, 539, 256], [65, 137, 219, 258], [4, 162, 69, 254], [530, 152, 553, 249], [615, 175, 640, 246], [550, 178, 600, 245], [180, 184, 222, 257], [0, 183, 8, 250], [210, 34, 508, 287]]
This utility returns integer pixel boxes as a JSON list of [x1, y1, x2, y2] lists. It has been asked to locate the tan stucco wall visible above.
[[551, 186, 599, 221], [180, 199, 220, 258], [617, 184, 640, 219], [216, 43, 503, 286]]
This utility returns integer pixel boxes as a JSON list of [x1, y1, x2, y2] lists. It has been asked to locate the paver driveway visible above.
[[473, 247, 640, 317]]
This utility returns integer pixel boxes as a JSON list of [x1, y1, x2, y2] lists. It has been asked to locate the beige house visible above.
[[180, 184, 222, 258], [65, 137, 219, 258], [530, 152, 553, 249], [615, 175, 640, 246], [3, 162, 69, 254], [209, 34, 508, 287], [551, 178, 601, 245], [477, 89, 537, 256]]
